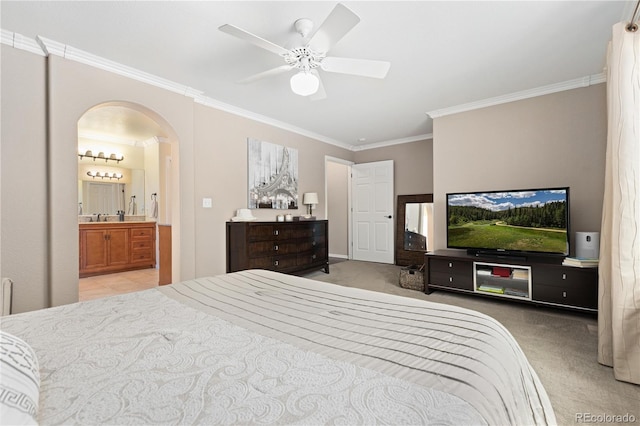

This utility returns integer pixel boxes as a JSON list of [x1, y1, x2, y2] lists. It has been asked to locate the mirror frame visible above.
[[395, 193, 433, 266]]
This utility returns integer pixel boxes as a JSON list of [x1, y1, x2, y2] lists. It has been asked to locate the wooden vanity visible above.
[[79, 222, 156, 277]]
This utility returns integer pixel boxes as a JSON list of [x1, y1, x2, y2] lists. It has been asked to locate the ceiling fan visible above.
[[219, 3, 391, 100]]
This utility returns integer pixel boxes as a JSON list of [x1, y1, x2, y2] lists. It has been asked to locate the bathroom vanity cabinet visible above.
[[79, 222, 156, 277]]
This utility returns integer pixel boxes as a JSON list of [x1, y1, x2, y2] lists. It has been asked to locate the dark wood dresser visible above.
[[226, 220, 329, 275]]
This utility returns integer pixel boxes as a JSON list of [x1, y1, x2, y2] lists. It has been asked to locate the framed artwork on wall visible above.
[[247, 138, 299, 209]]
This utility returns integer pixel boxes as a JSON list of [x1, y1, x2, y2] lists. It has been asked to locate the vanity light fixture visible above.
[[87, 171, 123, 180], [78, 150, 124, 163]]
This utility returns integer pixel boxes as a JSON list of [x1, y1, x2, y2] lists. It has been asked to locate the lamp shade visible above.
[[303, 192, 319, 205], [290, 72, 319, 96]]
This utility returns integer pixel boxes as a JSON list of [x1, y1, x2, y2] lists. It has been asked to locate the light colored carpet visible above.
[[305, 260, 640, 426]]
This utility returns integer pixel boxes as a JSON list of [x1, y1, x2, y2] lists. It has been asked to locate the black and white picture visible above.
[[248, 138, 298, 209]]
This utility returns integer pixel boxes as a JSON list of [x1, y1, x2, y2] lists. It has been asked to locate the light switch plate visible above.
[[202, 198, 212, 208]]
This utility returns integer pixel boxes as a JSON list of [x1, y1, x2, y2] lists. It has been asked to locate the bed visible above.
[[0, 269, 556, 425]]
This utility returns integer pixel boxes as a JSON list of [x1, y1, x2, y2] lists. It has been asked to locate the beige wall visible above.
[[1, 42, 607, 312], [1, 45, 354, 312], [1, 48, 48, 313], [192, 104, 353, 277], [433, 84, 607, 255], [47, 55, 197, 307]]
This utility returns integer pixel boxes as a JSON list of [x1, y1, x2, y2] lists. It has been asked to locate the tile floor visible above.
[[79, 268, 159, 301]]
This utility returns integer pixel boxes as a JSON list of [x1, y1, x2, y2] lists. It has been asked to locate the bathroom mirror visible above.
[[395, 194, 433, 266], [78, 169, 145, 215]]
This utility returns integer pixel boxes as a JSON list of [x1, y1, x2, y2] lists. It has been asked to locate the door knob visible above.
[[386, 215, 392, 219]]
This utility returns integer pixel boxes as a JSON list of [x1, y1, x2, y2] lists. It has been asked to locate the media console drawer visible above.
[[427, 257, 473, 291], [533, 266, 597, 288], [533, 284, 597, 309]]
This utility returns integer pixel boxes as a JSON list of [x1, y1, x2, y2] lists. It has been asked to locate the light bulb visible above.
[[290, 72, 319, 96]]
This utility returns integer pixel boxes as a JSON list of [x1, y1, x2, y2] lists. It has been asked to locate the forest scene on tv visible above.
[[447, 189, 568, 254]]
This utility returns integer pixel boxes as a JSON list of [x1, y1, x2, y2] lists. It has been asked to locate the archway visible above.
[[77, 101, 179, 296]]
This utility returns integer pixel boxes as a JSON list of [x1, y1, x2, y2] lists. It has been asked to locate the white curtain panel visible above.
[[598, 21, 640, 385]]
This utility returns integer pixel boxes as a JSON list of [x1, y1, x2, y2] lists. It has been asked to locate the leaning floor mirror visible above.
[[395, 194, 434, 266]]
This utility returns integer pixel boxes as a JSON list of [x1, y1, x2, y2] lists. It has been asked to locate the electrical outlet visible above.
[[202, 198, 212, 208]]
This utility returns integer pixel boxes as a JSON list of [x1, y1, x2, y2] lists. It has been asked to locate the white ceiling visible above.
[[1, 1, 632, 149]]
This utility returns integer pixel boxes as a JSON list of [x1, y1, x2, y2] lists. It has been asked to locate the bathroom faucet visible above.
[[97, 213, 101, 222]]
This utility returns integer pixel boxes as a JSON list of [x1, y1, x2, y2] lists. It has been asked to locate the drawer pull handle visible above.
[[448, 262, 452, 268], [562, 273, 567, 280], [449, 277, 453, 282], [312, 241, 316, 246], [274, 245, 279, 251], [274, 260, 279, 266], [312, 254, 316, 260], [274, 230, 279, 236], [562, 291, 567, 298]]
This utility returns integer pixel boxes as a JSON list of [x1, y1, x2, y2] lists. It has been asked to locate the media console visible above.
[[424, 249, 598, 312]]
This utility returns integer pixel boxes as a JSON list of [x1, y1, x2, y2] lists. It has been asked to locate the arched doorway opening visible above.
[[77, 101, 178, 299]]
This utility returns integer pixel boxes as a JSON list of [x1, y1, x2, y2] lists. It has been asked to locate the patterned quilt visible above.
[[1, 270, 556, 425]]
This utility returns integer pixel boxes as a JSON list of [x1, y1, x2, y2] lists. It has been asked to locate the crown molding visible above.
[[3, 29, 356, 151], [1, 29, 46, 56], [426, 73, 606, 119], [3, 29, 605, 152], [353, 133, 433, 152], [193, 94, 354, 151], [36, 35, 204, 99]]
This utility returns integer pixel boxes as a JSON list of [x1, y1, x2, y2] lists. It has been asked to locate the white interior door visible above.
[[352, 160, 394, 263]]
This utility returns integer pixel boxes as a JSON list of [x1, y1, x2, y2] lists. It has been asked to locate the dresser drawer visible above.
[[248, 224, 293, 241], [533, 284, 597, 309], [296, 238, 326, 252], [297, 248, 327, 267], [248, 255, 298, 270], [294, 222, 326, 238], [248, 241, 299, 256]]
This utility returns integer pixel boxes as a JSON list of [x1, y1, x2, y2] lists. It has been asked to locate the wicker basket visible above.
[[399, 264, 425, 291]]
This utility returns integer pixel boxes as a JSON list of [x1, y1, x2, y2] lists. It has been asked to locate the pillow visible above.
[[0, 330, 40, 425]]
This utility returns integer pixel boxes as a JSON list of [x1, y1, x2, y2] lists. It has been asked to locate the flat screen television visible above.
[[446, 187, 569, 257]]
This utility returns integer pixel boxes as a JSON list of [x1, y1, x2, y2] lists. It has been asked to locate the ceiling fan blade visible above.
[[219, 24, 289, 56], [307, 3, 360, 53], [309, 70, 327, 101], [321, 57, 390, 79], [237, 65, 294, 84]]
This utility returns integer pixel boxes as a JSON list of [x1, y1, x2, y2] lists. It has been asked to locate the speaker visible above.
[[575, 232, 600, 259]]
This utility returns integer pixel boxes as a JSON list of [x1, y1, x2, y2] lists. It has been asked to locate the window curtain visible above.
[[598, 22, 640, 385]]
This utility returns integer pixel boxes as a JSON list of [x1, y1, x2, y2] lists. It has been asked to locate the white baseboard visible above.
[[329, 253, 349, 259]]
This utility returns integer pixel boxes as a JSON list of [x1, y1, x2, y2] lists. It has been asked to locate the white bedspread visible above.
[[1, 270, 556, 425]]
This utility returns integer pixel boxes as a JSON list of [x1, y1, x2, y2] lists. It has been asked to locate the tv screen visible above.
[[446, 187, 569, 256]]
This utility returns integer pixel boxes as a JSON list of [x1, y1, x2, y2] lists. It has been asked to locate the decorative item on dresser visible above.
[[424, 249, 598, 312], [302, 192, 319, 218], [79, 222, 156, 277], [226, 220, 329, 275]]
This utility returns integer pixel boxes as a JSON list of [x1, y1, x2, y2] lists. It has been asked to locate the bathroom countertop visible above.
[[79, 220, 157, 225]]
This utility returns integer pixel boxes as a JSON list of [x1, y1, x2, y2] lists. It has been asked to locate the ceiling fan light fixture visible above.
[[290, 71, 319, 96]]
